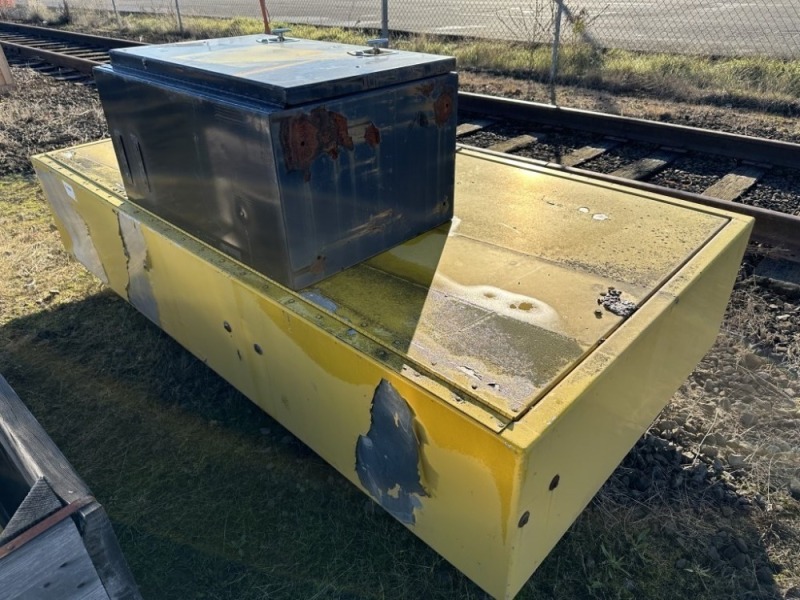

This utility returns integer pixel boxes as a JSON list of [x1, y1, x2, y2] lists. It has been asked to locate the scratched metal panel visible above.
[[106, 35, 456, 107], [94, 61, 457, 289]]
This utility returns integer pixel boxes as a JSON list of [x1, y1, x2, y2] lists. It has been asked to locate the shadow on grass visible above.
[[0, 291, 783, 600]]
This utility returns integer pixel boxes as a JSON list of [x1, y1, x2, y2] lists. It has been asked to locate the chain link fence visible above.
[[11, 0, 798, 58]]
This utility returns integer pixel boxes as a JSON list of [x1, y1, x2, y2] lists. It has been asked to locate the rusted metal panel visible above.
[[94, 35, 458, 289]]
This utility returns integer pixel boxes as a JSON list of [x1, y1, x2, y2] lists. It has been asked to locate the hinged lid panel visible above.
[[108, 35, 456, 107]]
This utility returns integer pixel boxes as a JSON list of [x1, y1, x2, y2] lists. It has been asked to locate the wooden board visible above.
[[0, 478, 61, 545], [0, 376, 90, 504], [560, 139, 620, 167], [0, 47, 13, 90], [487, 133, 544, 153], [703, 165, 765, 201], [456, 119, 495, 137], [0, 517, 109, 600], [80, 504, 141, 600], [610, 150, 680, 180]]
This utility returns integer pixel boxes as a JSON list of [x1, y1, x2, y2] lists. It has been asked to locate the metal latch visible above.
[[257, 28, 292, 44], [348, 38, 395, 56]]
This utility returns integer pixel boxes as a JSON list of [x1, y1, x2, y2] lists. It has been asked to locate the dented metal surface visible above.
[[94, 35, 458, 289], [33, 140, 753, 600], [356, 380, 427, 524]]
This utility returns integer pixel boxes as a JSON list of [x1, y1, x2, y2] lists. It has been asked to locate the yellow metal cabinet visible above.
[[33, 141, 752, 599]]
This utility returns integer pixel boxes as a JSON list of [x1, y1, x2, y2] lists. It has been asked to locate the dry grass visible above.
[[0, 68, 106, 175]]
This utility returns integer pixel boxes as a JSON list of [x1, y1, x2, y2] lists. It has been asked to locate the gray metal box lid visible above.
[[107, 34, 457, 107]]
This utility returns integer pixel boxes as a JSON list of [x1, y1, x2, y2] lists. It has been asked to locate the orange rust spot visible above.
[[434, 91, 454, 126], [280, 114, 319, 181], [318, 110, 354, 159], [280, 108, 355, 180], [364, 123, 381, 148]]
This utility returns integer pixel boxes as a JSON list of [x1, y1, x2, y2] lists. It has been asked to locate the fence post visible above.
[[175, 0, 184, 35], [109, 0, 119, 25], [381, 0, 388, 41], [549, 0, 564, 105]]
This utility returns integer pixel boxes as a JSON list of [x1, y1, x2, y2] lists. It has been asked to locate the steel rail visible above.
[[0, 20, 145, 75], [0, 39, 102, 73], [459, 92, 800, 171], [0, 20, 145, 49]]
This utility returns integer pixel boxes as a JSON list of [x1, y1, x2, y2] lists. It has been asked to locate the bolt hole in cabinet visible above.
[[33, 33, 752, 600]]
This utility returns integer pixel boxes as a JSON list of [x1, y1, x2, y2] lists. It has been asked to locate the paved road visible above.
[[33, 0, 800, 56]]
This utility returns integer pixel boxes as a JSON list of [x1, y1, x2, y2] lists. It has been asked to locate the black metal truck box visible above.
[[94, 34, 457, 289]]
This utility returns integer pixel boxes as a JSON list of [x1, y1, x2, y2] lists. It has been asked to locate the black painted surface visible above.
[[356, 380, 427, 525]]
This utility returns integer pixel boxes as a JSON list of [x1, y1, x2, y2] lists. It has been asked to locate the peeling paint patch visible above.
[[118, 212, 160, 326], [356, 380, 427, 525], [62, 181, 76, 201], [598, 287, 637, 318], [38, 172, 108, 284], [301, 290, 338, 312]]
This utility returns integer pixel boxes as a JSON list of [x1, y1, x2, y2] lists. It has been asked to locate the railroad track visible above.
[[2, 20, 799, 260], [0, 20, 143, 81]]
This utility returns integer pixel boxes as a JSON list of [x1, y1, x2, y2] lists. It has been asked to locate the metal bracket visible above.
[[348, 38, 395, 57], [257, 28, 293, 44]]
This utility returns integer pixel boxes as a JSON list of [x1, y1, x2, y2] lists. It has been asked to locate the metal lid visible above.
[[107, 34, 456, 107]]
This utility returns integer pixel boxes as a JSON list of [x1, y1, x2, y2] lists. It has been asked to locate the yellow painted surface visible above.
[[33, 141, 752, 600]]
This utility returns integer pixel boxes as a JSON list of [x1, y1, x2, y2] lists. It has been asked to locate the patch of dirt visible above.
[[0, 65, 107, 177], [460, 71, 800, 144]]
